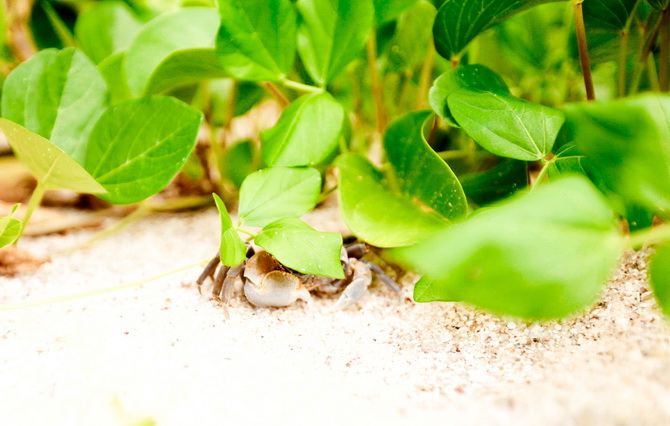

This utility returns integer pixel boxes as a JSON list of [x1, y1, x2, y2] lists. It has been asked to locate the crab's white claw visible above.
[[329, 261, 372, 311], [244, 270, 311, 307]]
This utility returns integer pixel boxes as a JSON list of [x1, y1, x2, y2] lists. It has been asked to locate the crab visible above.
[[196, 242, 400, 314]]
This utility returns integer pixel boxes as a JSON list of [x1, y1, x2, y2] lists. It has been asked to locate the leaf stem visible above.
[[660, 8, 669, 91], [629, 223, 670, 249], [261, 82, 290, 107], [15, 179, 46, 243], [573, 0, 596, 101], [531, 158, 552, 189], [235, 226, 257, 239], [366, 29, 386, 136], [281, 79, 323, 93]]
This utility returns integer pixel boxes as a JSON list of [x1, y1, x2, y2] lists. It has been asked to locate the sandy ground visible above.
[[1, 202, 670, 426]]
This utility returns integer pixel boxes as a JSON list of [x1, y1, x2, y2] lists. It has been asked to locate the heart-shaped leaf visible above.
[[649, 242, 670, 318], [373, 0, 420, 23], [337, 153, 450, 247], [84, 96, 203, 204], [384, 110, 467, 221], [448, 89, 565, 161], [433, 0, 567, 60], [74, 1, 143, 64], [429, 64, 509, 126], [216, 0, 297, 82], [213, 193, 247, 267], [0, 204, 22, 248], [392, 176, 623, 320], [124, 7, 220, 96], [261, 92, 344, 167], [296, 0, 374, 86], [238, 167, 322, 227], [0, 119, 105, 193], [1, 48, 108, 163], [255, 218, 344, 278]]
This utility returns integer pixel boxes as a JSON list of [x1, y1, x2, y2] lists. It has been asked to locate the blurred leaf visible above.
[[0, 119, 105, 193], [213, 193, 246, 266], [261, 92, 344, 167], [1, 48, 108, 163], [216, 0, 296, 81], [449, 90, 565, 161], [384, 110, 467, 221], [373, 0, 419, 22], [220, 140, 259, 188], [98, 52, 133, 104], [385, 1, 436, 73], [429, 64, 509, 126], [432, 0, 568, 60], [337, 153, 449, 247], [255, 218, 344, 278], [145, 48, 228, 94], [84, 96, 202, 204], [392, 176, 623, 320], [649, 242, 670, 318], [583, 0, 641, 31], [460, 159, 528, 205], [648, 0, 669, 9], [296, 0, 374, 86], [74, 1, 143, 63], [124, 7, 220, 95], [238, 167, 322, 227]]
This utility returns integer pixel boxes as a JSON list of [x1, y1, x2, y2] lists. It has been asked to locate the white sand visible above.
[[1, 204, 669, 425]]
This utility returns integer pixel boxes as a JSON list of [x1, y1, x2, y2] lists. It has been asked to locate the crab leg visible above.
[[196, 253, 221, 294], [330, 260, 372, 311], [362, 261, 401, 293], [212, 264, 230, 302]]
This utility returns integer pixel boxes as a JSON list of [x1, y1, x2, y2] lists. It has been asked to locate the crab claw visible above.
[[244, 270, 311, 307], [329, 260, 372, 311]]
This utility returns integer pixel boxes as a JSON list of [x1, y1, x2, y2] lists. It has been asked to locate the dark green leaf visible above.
[[584, 0, 641, 32], [238, 167, 322, 227], [448, 90, 565, 161], [74, 1, 143, 63], [1, 48, 108, 163], [384, 110, 467, 221], [216, 0, 297, 81], [0, 119, 106, 193], [255, 218, 344, 278], [429, 64, 509, 126], [433, 0, 567, 60], [648, 0, 669, 10], [337, 153, 449, 247], [213, 193, 247, 266], [373, 0, 420, 22], [124, 7, 220, 96], [261, 92, 344, 167], [84, 96, 203, 204], [296, 0, 374, 86], [392, 176, 624, 320], [460, 159, 528, 206], [649, 243, 670, 318]]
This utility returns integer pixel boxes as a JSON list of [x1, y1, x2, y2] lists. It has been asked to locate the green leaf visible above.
[[648, 0, 670, 10], [385, 1, 437, 73], [84, 96, 203, 204], [0, 119, 106, 193], [583, 0, 640, 32], [238, 167, 322, 227], [98, 52, 133, 105], [460, 159, 528, 206], [392, 176, 624, 320], [432, 0, 567, 60], [448, 90, 565, 161], [124, 7, 220, 96], [261, 92, 344, 167], [567, 95, 670, 215], [0, 205, 22, 248], [296, 0, 374, 86], [1, 48, 108, 163], [213, 193, 247, 266], [220, 140, 259, 188], [337, 153, 449, 247], [74, 1, 144, 64], [373, 0, 420, 23], [384, 110, 467, 221], [429, 64, 509, 126], [144, 48, 228, 94], [255, 218, 344, 278], [216, 0, 297, 82], [649, 243, 670, 318]]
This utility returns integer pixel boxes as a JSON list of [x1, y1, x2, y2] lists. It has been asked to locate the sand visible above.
[[1, 202, 669, 426]]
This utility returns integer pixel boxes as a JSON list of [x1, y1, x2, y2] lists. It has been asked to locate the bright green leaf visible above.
[[145, 48, 228, 94], [98, 52, 133, 104], [0, 204, 22, 248], [385, 1, 437, 73], [429, 64, 509, 126], [213, 193, 247, 266], [337, 153, 449, 247], [84, 96, 203, 204], [0, 119, 106, 193], [261, 92, 344, 167], [124, 7, 220, 96], [1, 48, 108, 163], [373, 0, 420, 23], [216, 0, 297, 81], [448, 90, 565, 161], [384, 110, 467, 221], [296, 0, 374, 86], [74, 1, 143, 64], [432, 0, 567, 60], [238, 167, 322, 227], [649, 243, 670, 318], [255, 218, 344, 278], [392, 176, 624, 320]]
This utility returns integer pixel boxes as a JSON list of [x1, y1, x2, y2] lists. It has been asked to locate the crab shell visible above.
[[243, 251, 311, 307]]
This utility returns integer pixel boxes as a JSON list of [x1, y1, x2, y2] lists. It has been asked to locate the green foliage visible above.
[[373, 0, 420, 23], [385, 1, 436, 73], [649, 243, 670, 317], [213, 194, 247, 266], [392, 176, 624, 320], [0, 205, 22, 248]]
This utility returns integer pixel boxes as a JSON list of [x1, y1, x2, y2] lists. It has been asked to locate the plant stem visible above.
[[630, 11, 663, 95], [617, 28, 629, 97], [532, 159, 552, 189], [573, 0, 596, 101], [366, 29, 386, 136], [629, 223, 670, 249], [281, 79, 323, 93], [416, 38, 436, 109], [15, 179, 46, 243], [660, 8, 669, 91], [261, 81, 289, 107], [235, 226, 257, 239]]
